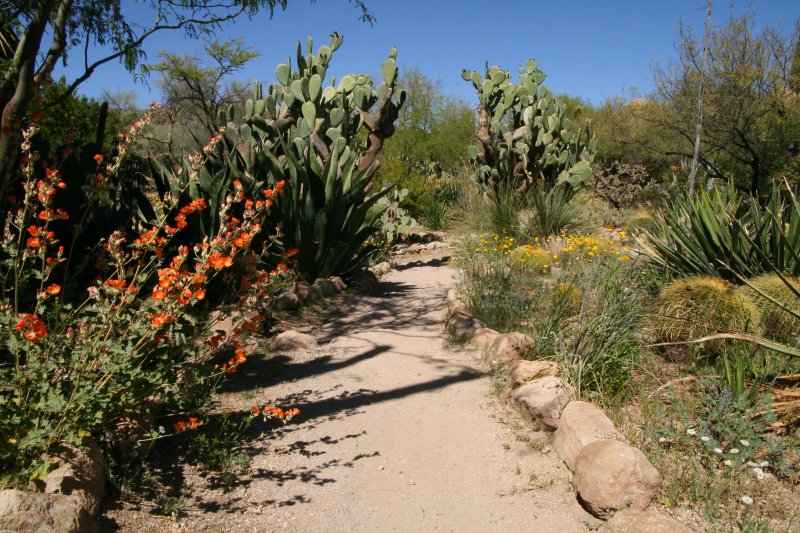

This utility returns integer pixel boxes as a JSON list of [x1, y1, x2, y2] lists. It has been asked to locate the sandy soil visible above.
[[100, 249, 596, 532]]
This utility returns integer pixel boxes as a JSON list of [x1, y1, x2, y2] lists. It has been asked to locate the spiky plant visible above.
[[550, 281, 583, 316], [655, 275, 762, 357], [737, 274, 800, 346]]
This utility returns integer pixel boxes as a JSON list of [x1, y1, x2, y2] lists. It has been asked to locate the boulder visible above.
[[274, 291, 301, 311], [553, 401, 622, 470], [446, 288, 461, 306], [511, 376, 575, 431], [508, 360, 559, 387], [0, 489, 95, 533], [275, 330, 318, 351], [472, 328, 501, 351], [488, 332, 534, 361], [407, 243, 425, 253], [574, 439, 661, 519], [445, 311, 485, 340], [598, 509, 693, 532], [313, 278, 340, 297], [32, 441, 105, 516]]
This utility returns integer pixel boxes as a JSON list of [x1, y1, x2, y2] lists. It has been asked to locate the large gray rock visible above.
[[575, 439, 661, 519], [0, 489, 95, 533], [487, 332, 534, 362], [32, 442, 105, 516], [508, 360, 559, 387], [598, 509, 693, 532], [511, 376, 575, 431], [275, 330, 318, 350], [553, 401, 623, 471]]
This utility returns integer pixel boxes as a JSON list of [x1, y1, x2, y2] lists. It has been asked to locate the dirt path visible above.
[[103, 250, 595, 532]]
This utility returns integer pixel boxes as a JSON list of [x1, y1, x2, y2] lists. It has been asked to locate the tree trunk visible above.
[[688, 0, 712, 198]]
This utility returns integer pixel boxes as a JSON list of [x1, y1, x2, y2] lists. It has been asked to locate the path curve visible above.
[[104, 250, 594, 532]]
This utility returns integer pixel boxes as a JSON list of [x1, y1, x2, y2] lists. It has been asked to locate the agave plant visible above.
[[641, 183, 800, 283]]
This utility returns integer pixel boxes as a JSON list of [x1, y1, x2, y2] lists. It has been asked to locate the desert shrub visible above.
[[0, 122, 288, 487], [654, 275, 762, 358], [737, 274, 800, 346], [520, 187, 586, 239], [419, 196, 448, 230], [591, 160, 665, 209], [507, 245, 554, 274], [549, 281, 583, 316]]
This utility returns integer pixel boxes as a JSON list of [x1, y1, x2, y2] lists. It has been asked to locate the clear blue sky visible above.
[[54, 0, 800, 108]]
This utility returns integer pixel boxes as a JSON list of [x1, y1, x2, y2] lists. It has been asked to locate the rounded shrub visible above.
[[737, 274, 800, 345], [654, 275, 762, 357], [550, 281, 583, 315], [507, 245, 554, 274]]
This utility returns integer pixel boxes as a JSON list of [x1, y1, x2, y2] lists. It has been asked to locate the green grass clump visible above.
[[549, 281, 583, 316], [737, 274, 800, 345], [655, 275, 762, 357]]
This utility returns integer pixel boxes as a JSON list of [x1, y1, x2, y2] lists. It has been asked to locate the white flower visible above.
[[741, 495, 754, 505], [714, 447, 724, 454], [658, 437, 667, 443], [701, 436, 710, 442], [723, 459, 733, 466], [740, 439, 750, 447], [730, 448, 740, 454], [746, 461, 758, 467], [753, 468, 765, 480], [158, 426, 165, 434], [760, 461, 769, 467], [686, 428, 697, 436]]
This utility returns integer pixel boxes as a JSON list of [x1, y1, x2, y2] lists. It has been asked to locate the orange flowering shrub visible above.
[[0, 116, 293, 485]]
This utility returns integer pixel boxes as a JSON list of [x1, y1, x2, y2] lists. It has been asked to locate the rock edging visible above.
[[444, 289, 693, 531]]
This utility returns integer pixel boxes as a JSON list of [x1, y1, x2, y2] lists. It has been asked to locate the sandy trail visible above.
[[102, 251, 594, 532]]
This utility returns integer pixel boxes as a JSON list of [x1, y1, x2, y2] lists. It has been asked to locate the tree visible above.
[[0, 0, 372, 200], [382, 67, 474, 176], [146, 38, 259, 138], [649, 14, 800, 195]]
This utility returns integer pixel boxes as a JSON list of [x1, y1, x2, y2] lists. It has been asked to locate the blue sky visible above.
[[53, 1, 800, 108]]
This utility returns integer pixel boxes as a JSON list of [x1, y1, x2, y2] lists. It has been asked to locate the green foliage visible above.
[[654, 275, 762, 357], [461, 60, 597, 194], [643, 183, 800, 283], [549, 282, 582, 316], [418, 196, 448, 230], [148, 34, 405, 280], [520, 187, 586, 240], [738, 274, 800, 346], [377, 187, 418, 243]]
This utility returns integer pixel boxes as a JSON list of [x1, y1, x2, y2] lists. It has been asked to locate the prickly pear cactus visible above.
[[235, 32, 406, 170], [461, 60, 597, 195]]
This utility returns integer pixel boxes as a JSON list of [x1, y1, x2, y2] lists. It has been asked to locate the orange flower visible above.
[[194, 288, 206, 300], [27, 225, 39, 237], [45, 284, 61, 295], [27, 236, 41, 248], [208, 253, 233, 269], [151, 313, 172, 328], [178, 288, 193, 305], [250, 406, 261, 416], [234, 348, 247, 364], [105, 279, 127, 289], [282, 247, 299, 259], [152, 289, 167, 300], [93, 153, 104, 163], [16, 313, 47, 342]]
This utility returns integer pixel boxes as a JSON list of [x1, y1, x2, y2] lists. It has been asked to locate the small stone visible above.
[[472, 328, 501, 351], [0, 489, 95, 533], [507, 360, 559, 387], [313, 278, 340, 297], [445, 311, 485, 340], [446, 289, 461, 306], [377, 465, 384, 471], [407, 243, 424, 253], [274, 291, 300, 311], [574, 440, 661, 519], [275, 330, 318, 350], [598, 509, 693, 532], [488, 332, 534, 362], [553, 401, 622, 470], [348, 270, 378, 294], [511, 376, 575, 431], [370, 261, 392, 276], [328, 276, 348, 292]]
